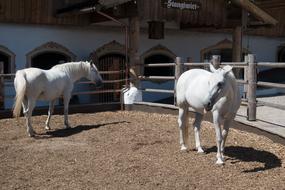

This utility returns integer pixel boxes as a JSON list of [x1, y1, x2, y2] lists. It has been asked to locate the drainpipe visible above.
[[81, 6, 129, 87], [96, 10, 129, 87]]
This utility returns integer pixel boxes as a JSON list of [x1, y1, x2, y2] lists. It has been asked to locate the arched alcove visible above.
[[200, 38, 249, 62], [141, 44, 176, 76], [90, 41, 127, 103], [0, 45, 16, 76], [26, 41, 76, 69]]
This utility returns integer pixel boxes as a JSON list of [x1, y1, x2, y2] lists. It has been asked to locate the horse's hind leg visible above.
[[25, 99, 36, 137], [193, 113, 204, 153], [63, 93, 71, 129], [45, 100, 55, 130], [178, 106, 189, 151]]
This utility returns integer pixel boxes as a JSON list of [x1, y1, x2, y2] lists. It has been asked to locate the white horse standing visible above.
[[13, 61, 103, 137], [176, 63, 241, 164]]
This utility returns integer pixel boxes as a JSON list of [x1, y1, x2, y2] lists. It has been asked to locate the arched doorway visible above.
[[257, 45, 285, 84], [144, 54, 174, 76], [0, 45, 15, 109], [31, 52, 70, 70], [141, 45, 176, 104], [26, 41, 76, 68], [26, 42, 77, 106], [90, 41, 127, 103], [200, 39, 249, 79]]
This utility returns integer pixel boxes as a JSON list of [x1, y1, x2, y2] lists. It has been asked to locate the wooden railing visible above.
[[137, 54, 285, 121]]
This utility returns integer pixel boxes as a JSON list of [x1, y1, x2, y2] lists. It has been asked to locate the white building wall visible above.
[[0, 23, 284, 108]]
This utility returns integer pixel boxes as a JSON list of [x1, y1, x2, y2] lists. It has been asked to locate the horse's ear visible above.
[[222, 65, 232, 75], [209, 63, 217, 73]]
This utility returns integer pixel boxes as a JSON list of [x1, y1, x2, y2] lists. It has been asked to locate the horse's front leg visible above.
[[178, 106, 189, 151], [193, 113, 204, 153], [212, 111, 224, 165], [45, 100, 55, 130], [63, 93, 71, 129], [221, 118, 232, 160]]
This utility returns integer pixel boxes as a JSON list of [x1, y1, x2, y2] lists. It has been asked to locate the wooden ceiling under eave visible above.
[[246, 0, 285, 37]]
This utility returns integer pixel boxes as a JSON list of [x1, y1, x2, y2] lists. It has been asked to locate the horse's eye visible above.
[[217, 82, 224, 88]]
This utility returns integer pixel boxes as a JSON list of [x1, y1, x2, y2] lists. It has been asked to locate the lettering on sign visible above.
[[162, 0, 201, 10]]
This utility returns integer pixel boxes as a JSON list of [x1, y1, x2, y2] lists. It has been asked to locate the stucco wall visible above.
[[1, 23, 284, 108]]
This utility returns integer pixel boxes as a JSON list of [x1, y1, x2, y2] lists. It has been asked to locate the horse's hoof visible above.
[[180, 146, 188, 151], [28, 131, 35, 137], [197, 147, 205, 154], [45, 126, 51, 130], [64, 125, 71, 129], [215, 159, 225, 165]]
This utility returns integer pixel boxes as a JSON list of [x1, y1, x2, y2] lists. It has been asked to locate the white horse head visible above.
[[204, 65, 233, 111], [83, 61, 103, 87]]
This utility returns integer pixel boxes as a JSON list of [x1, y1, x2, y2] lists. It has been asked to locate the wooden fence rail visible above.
[[1, 54, 285, 121]]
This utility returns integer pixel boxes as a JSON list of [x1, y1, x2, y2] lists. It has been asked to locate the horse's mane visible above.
[[52, 61, 90, 74]]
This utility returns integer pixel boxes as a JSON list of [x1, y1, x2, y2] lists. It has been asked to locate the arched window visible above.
[[141, 45, 176, 76], [201, 39, 249, 79], [26, 41, 76, 69], [200, 39, 249, 62], [258, 44, 285, 83]]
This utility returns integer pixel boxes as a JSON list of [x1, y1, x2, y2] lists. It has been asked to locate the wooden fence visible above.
[[137, 54, 285, 121]]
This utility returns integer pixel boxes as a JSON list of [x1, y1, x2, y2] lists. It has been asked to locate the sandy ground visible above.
[[0, 111, 285, 190]]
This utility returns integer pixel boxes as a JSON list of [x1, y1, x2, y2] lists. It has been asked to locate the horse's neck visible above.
[[59, 63, 88, 82]]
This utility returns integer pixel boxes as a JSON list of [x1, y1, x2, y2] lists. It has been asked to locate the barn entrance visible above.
[[0, 52, 9, 109], [94, 53, 126, 103], [143, 54, 174, 104]]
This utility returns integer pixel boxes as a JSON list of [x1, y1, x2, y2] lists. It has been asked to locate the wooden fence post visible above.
[[211, 55, 221, 69], [174, 57, 183, 105], [243, 55, 248, 99], [0, 62, 4, 109], [247, 54, 257, 121]]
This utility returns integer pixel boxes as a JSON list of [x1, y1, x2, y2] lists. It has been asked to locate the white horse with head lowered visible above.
[[13, 61, 103, 137], [176, 63, 241, 165]]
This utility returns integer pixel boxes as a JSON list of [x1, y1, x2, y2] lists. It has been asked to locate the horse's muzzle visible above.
[[204, 102, 213, 112], [95, 80, 103, 88]]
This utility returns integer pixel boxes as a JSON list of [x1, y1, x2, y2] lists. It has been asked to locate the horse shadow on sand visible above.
[[205, 146, 282, 173], [36, 121, 129, 138]]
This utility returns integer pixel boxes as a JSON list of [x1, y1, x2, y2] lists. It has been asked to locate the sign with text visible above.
[[162, 0, 201, 11]]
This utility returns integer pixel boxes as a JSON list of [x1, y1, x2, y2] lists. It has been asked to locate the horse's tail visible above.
[[13, 71, 26, 118]]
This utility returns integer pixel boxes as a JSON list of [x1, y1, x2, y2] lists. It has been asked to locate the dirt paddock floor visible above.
[[0, 111, 285, 189]]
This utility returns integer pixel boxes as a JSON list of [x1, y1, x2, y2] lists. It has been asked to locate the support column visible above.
[[247, 54, 257, 121], [129, 16, 141, 88], [0, 62, 4, 109], [232, 25, 243, 78], [232, 26, 243, 62]]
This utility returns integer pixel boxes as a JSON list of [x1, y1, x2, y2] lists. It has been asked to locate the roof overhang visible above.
[[56, 0, 134, 16]]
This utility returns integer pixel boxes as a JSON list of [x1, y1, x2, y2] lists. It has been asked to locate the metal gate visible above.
[[94, 53, 126, 104]]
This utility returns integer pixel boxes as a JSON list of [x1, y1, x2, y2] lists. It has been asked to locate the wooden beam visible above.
[[129, 16, 140, 87], [232, 0, 278, 26], [232, 26, 243, 62]]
